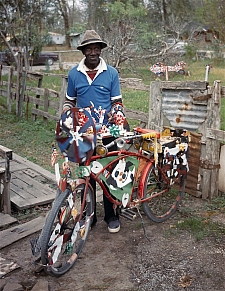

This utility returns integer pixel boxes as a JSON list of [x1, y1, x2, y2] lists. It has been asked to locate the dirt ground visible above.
[[1, 194, 225, 291]]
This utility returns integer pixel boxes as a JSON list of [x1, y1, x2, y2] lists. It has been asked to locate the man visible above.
[[62, 30, 128, 233]]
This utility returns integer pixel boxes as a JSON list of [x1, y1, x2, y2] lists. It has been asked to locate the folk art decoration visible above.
[[150, 61, 186, 80], [52, 103, 189, 206]]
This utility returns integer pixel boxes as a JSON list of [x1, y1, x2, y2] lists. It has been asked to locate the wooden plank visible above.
[[10, 177, 56, 203], [200, 81, 221, 199], [13, 153, 56, 181], [201, 169, 210, 199], [206, 128, 225, 142], [31, 108, 59, 121], [0, 215, 46, 249], [24, 95, 59, 110], [0, 212, 17, 228], [10, 180, 44, 201], [10, 189, 55, 210], [148, 81, 163, 130], [219, 145, 225, 193], [1, 158, 29, 172], [25, 85, 59, 97], [161, 80, 207, 90], [10, 163, 29, 172], [12, 171, 56, 196]]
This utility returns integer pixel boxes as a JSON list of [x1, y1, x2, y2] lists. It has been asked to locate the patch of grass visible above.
[[12, 207, 44, 222], [175, 216, 225, 241], [0, 110, 56, 172], [122, 88, 149, 113], [221, 98, 225, 131], [203, 194, 225, 212]]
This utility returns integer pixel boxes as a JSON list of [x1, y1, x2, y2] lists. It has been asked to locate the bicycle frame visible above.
[[73, 146, 174, 211], [54, 106, 189, 219]]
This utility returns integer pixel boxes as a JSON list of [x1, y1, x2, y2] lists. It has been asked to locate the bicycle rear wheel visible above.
[[40, 184, 94, 276], [142, 164, 186, 223]]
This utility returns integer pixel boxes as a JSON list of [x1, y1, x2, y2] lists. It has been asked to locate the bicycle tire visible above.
[[142, 163, 186, 223], [40, 184, 94, 276]]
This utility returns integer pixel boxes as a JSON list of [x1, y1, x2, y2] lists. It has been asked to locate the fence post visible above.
[[16, 53, 22, 115], [32, 74, 43, 121], [7, 67, 13, 113], [59, 76, 67, 115], [201, 80, 221, 199], [148, 81, 163, 131], [43, 88, 49, 123]]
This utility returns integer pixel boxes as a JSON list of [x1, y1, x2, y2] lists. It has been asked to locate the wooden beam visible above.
[[206, 128, 225, 142], [0, 215, 46, 249], [161, 81, 207, 90]]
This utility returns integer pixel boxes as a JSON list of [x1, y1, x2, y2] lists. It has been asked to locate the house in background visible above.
[[48, 32, 84, 48], [70, 32, 84, 48], [49, 32, 65, 45], [183, 22, 219, 43], [193, 27, 219, 43]]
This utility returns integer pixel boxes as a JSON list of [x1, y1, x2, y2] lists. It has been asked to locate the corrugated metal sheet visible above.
[[162, 89, 208, 131]]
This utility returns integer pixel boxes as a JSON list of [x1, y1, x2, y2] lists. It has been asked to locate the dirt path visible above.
[[1, 195, 225, 291]]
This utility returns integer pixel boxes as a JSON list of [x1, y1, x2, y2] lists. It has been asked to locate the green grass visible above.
[[175, 216, 225, 241], [163, 193, 225, 241], [0, 113, 56, 172], [203, 195, 225, 212], [122, 88, 149, 113]]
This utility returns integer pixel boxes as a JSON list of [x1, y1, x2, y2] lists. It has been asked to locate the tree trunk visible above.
[[87, 0, 96, 30]]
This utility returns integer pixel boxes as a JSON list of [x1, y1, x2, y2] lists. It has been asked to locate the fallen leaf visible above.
[[178, 273, 194, 287]]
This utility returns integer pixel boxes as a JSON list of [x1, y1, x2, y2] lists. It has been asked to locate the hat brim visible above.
[[77, 40, 107, 51]]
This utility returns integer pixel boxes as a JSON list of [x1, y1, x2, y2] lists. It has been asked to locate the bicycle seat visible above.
[[56, 108, 97, 163]]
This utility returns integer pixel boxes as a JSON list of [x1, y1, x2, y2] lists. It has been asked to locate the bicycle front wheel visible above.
[[40, 184, 94, 276], [142, 164, 186, 223]]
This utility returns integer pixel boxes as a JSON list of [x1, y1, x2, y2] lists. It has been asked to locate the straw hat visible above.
[[77, 30, 107, 50]]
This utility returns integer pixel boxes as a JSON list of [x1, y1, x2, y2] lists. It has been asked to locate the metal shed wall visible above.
[[148, 81, 210, 197]]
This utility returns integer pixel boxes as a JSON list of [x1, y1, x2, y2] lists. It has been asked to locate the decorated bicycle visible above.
[[31, 103, 189, 277]]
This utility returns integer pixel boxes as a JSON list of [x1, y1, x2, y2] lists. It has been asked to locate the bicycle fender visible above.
[[138, 161, 153, 199]]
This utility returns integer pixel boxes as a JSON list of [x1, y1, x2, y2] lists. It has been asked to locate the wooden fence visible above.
[[0, 65, 149, 125]]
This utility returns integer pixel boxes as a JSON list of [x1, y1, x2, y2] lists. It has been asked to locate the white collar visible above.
[[77, 57, 107, 73], [77, 57, 107, 84]]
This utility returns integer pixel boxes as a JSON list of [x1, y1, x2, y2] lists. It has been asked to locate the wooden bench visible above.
[[0, 145, 13, 214]]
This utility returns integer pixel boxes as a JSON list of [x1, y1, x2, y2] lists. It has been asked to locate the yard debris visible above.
[[178, 273, 194, 287]]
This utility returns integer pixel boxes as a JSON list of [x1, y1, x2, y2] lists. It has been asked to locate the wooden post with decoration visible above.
[[165, 66, 169, 81]]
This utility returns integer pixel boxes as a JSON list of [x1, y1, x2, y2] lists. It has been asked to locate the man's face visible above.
[[83, 44, 101, 69]]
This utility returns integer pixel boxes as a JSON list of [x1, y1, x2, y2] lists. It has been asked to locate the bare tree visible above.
[[56, 0, 70, 47]]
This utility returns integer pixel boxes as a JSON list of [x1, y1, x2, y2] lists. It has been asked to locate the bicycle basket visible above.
[[56, 108, 97, 163]]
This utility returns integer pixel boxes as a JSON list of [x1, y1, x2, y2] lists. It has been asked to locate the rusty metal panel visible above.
[[186, 132, 202, 197], [162, 89, 208, 131]]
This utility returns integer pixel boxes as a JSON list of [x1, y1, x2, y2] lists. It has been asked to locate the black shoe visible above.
[[108, 219, 120, 233]]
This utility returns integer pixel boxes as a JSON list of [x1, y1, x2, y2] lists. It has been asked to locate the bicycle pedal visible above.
[[120, 209, 137, 221]]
